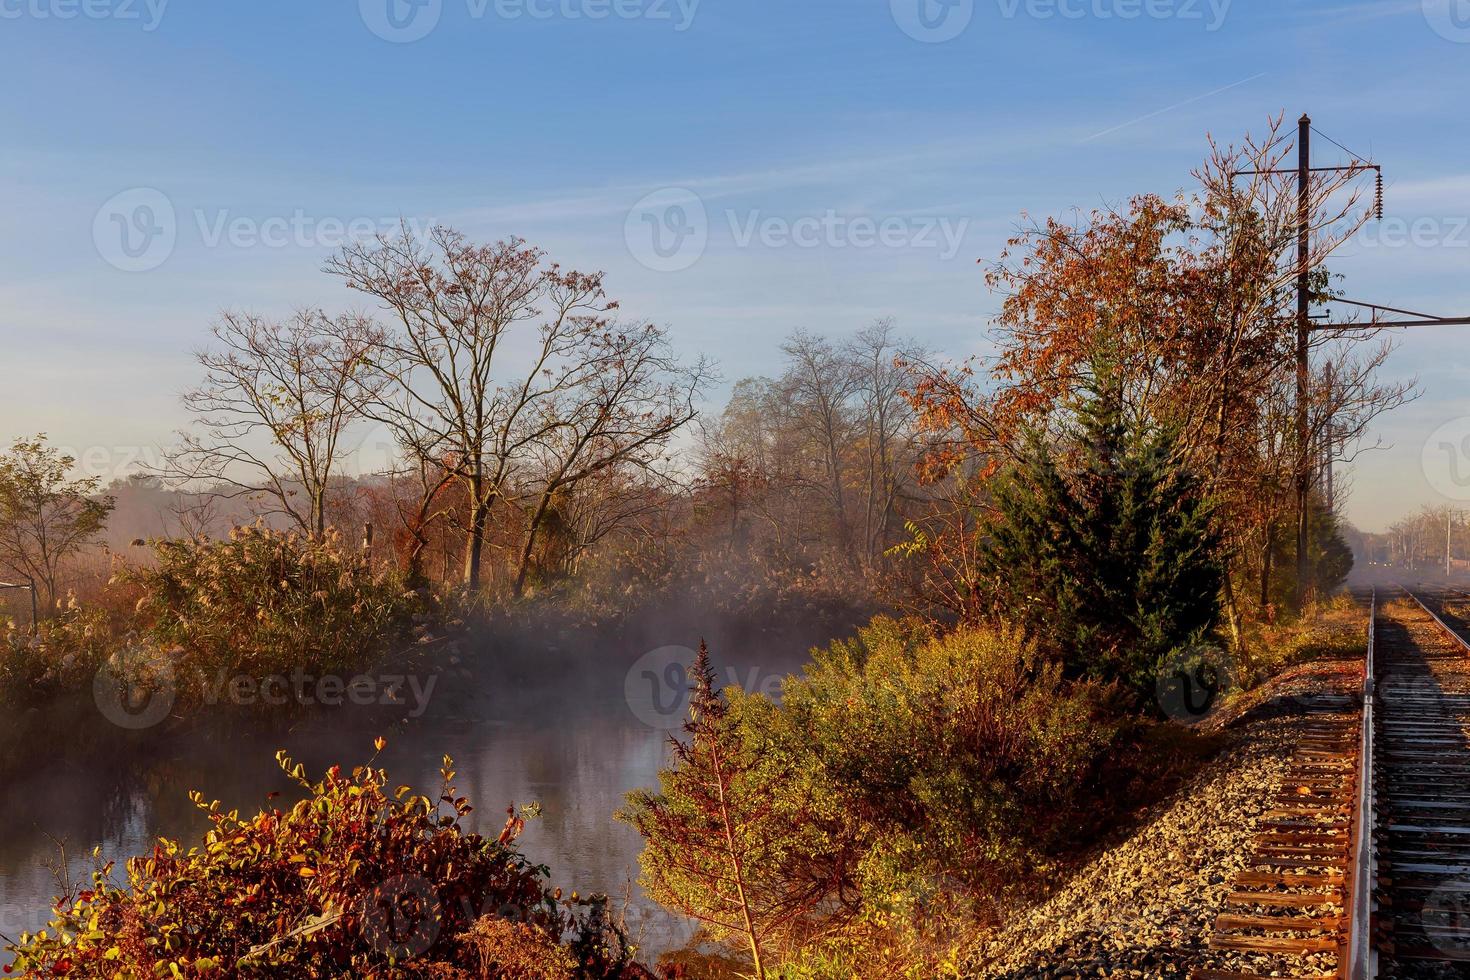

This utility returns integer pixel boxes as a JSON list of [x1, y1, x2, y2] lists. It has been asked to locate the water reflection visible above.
[[0, 612, 840, 966]]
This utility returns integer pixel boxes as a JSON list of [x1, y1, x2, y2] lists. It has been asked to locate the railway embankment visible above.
[[964, 635, 1367, 979]]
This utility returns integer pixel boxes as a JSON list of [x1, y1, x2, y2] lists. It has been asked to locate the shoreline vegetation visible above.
[[1, 600, 1366, 979], [0, 116, 1407, 978], [5, 741, 651, 980]]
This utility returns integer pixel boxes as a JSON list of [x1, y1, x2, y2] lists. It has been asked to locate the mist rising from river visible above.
[[0, 595, 871, 963]]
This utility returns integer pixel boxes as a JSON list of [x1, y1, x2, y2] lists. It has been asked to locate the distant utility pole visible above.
[[1448, 509, 1456, 579], [1323, 362, 1335, 514]]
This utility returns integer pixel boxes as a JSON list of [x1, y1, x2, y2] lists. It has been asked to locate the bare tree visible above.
[[0, 436, 114, 611], [779, 331, 861, 564], [169, 310, 385, 539], [847, 319, 923, 564], [166, 490, 226, 540], [524, 465, 677, 585], [693, 328, 931, 577], [326, 227, 703, 594], [509, 322, 707, 596]]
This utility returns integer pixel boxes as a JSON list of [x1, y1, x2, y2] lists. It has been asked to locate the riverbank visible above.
[[0, 591, 876, 972]]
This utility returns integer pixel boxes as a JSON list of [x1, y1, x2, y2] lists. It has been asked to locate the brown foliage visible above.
[[904, 116, 1414, 622]]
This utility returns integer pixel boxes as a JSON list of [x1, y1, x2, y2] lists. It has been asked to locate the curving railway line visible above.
[[1196, 586, 1470, 980]]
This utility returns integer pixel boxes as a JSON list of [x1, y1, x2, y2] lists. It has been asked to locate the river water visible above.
[[0, 608, 845, 968]]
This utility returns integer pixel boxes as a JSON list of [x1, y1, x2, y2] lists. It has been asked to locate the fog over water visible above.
[[0, 601, 862, 965]]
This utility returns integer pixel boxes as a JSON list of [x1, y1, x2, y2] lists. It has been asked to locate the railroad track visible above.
[[1195, 586, 1470, 979], [1193, 610, 1367, 980], [1368, 586, 1470, 977]]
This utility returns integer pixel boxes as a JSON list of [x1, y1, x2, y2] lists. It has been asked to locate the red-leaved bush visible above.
[[5, 742, 643, 978]]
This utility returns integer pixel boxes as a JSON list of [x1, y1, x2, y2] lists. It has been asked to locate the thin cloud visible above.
[[1082, 72, 1269, 143], [437, 127, 1099, 231], [1383, 175, 1470, 206], [1284, 0, 1425, 25]]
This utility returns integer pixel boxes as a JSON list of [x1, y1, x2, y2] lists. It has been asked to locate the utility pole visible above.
[[1295, 114, 1313, 606], [1448, 509, 1455, 579], [1324, 361, 1336, 514], [1235, 116, 1378, 607], [1231, 114, 1469, 602]]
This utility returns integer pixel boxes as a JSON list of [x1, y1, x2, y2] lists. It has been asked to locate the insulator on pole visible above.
[[1375, 168, 1384, 221]]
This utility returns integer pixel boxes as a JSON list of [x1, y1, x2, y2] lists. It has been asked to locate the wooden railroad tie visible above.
[[1191, 704, 1361, 980]]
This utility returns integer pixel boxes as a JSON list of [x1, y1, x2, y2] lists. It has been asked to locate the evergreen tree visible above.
[[1314, 506, 1355, 596], [980, 371, 1224, 699], [1263, 496, 1354, 608]]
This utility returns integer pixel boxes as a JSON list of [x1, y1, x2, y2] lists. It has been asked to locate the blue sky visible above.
[[1, 0, 1467, 531]]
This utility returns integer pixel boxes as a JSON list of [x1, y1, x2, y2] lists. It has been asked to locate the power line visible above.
[[1310, 125, 1372, 165], [1230, 114, 1460, 604]]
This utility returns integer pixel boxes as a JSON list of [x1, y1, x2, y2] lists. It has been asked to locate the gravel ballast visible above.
[[964, 658, 1363, 979]]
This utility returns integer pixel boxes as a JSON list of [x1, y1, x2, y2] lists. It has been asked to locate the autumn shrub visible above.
[[4, 744, 639, 979], [1242, 591, 1367, 686], [543, 547, 876, 636], [0, 597, 119, 705], [769, 617, 1119, 901], [624, 619, 1120, 978], [619, 645, 835, 980], [771, 900, 976, 980], [464, 917, 577, 979], [118, 524, 424, 679]]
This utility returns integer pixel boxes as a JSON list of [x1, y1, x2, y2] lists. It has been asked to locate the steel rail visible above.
[[1344, 587, 1376, 980], [1403, 585, 1470, 656], [1381, 584, 1470, 970]]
